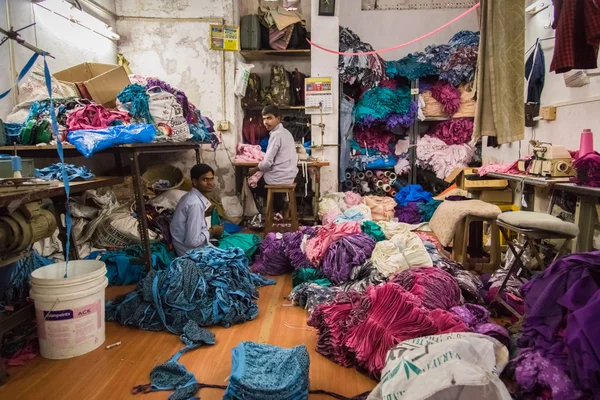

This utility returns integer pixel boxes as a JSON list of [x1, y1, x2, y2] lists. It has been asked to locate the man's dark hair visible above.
[[262, 105, 281, 118], [191, 164, 214, 180]]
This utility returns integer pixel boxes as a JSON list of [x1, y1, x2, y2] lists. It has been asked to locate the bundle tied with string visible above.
[[252, 233, 292, 276], [321, 233, 376, 284], [282, 226, 316, 269], [392, 267, 462, 310]]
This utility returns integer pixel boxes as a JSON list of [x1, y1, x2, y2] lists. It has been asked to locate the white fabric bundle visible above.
[[371, 240, 410, 277]]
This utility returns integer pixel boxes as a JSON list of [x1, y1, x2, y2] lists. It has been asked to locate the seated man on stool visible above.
[[170, 164, 224, 256], [248, 105, 299, 220]]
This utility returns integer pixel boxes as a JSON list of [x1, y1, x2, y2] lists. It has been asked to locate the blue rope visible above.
[[0, 52, 39, 99]]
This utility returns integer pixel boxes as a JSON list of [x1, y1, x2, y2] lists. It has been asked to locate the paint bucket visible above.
[[29, 260, 108, 360]]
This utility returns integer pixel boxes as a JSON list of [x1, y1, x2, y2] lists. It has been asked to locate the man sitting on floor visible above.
[[170, 164, 223, 256], [248, 105, 299, 220]]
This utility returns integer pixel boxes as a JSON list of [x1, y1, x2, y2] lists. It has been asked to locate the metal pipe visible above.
[[5, 1, 18, 105]]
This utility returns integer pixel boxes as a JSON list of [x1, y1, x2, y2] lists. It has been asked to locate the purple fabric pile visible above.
[[283, 226, 316, 270], [572, 151, 600, 187], [428, 118, 474, 145], [394, 202, 421, 224], [392, 267, 462, 310], [513, 251, 600, 399], [449, 304, 510, 348], [385, 101, 418, 131], [321, 233, 376, 284], [251, 233, 292, 276]]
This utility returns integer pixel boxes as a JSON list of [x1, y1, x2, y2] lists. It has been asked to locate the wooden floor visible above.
[[0, 274, 376, 400]]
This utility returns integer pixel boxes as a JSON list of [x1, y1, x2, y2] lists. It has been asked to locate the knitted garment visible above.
[[572, 152, 600, 187], [321, 233, 376, 285], [392, 267, 462, 310], [354, 87, 412, 124], [335, 204, 373, 224], [322, 208, 342, 225], [66, 104, 130, 131], [376, 220, 413, 239], [252, 233, 293, 276], [117, 84, 153, 123], [283, 226, 316, 270], [1, 251, 53, 306], [106, 246, 275, 334], [35, 163, 95, 182], [430, 80, 461, 116], [386, 54, 438, 80], [428, 118, 474, 145], [132, 321, 216, 400], [224, 342, 310, 400]]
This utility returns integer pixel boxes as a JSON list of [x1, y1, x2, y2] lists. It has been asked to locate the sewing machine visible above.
[[518, 141, 576, 178]]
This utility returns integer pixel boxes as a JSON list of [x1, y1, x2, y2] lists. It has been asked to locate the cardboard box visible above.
[[53, 63, 130, 108], [445, 168, 508, 190], [479, 189, 513, 204]]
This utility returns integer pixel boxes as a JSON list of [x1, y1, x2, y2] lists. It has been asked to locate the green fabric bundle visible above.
[[361, 220, 387, 242], [292, 268, 331, 288]]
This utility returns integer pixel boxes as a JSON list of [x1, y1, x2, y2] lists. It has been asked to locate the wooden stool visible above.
[[452, 215, 501, 273], [264, 184, 298, 234]]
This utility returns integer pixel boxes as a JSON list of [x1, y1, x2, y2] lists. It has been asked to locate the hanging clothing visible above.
[[474, 0, 525, 144], [550, 0, 600, 73], [525, 41, 546, 103]]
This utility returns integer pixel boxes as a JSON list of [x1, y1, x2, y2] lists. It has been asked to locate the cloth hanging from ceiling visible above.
[[550, 0, 600, 73], [525, 41, 546, 104], [474, 0, 525, 145]]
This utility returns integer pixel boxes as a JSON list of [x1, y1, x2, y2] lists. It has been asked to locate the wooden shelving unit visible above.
[[239, 49, 311, 62]]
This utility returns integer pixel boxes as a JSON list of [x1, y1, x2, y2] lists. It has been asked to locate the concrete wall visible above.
[[0, 0, 118, 119], [116, 0, 239, 194], [483, 6, 600, 165], [339, 0, 479, 61]]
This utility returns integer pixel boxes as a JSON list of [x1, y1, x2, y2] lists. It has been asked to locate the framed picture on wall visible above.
[[319, 0, 336, 16]]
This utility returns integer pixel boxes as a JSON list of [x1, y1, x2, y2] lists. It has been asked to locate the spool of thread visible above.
[[11, 156, 22, 178], [358, 172, 365, 180], [365, 170, 374, 178], [352, 187, 359, 193], [376, 188, 384, 195], [384, 171, 391, 178], [579, 129, 594, 158], [390, 190, 397, 197], [345, 172, 352, 180], [372, 177, 378, 184], [375, 170, 385, 179], [376, 180, 385, 188], [383, 178, 389, 184], [383, 184, 391, 192], [389, 173, 397, 181], [344, 179, 354, 189], [392, 181, 403, 191]]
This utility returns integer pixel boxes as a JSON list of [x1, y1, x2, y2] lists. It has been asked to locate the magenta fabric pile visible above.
[[430, 80, 461, 116], [353, 126, 395, 154], [392, 267, 462, 310], [66, 104, 130, 131], [572, 151, 600, 187], [321, 233, 376, 284], [428, 118, 474, 145]]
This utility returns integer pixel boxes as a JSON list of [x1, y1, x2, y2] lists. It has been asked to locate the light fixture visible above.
[[526, 1, 551, 15], [35, 0, 120, 40]]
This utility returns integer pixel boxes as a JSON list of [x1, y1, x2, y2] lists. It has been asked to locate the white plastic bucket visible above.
[[29, 260, 108, 360]]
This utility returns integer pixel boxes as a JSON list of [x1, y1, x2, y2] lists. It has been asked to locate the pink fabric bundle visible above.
[[395, 138, 410, 155], [321, 208, 342, 225], [235, 144, 265, 162], [477, 160, 519, 176], [428, 118, 474, 145], [344, 191, 363, 208], [305, 222, 362, 266], [430, 80, 461, 116], [354, 126, 395, 154], [362, 196, 396, 221], [344, 283, 438, 379], [417, 135, 474, 179], [392, 267, 462, 310], [248, 171, 264, 188], [66, 104, 130, 131], [378, 78, 399, 89]]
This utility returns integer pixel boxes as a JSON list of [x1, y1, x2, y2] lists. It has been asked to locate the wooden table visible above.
[[487, 172, 600, 252], [232, 160, 330, 222], [1, 143, 205, 269]]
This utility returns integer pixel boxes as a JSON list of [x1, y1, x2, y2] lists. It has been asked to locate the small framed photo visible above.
[[319, 0, 336, 16]]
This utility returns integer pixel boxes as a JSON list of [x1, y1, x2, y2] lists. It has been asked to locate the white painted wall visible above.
[[0, 0, 118, 119], [483, 6, 600, 164], [116, 0, 239, 194], [339, 0, 479, 61]]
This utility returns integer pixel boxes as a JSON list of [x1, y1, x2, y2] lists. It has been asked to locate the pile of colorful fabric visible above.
[[339, 26, 386, 89]]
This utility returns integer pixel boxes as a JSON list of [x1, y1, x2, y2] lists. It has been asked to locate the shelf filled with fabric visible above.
[[239, 49, 311, 62]]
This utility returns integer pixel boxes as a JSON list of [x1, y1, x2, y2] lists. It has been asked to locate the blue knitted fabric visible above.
[[35, 163, 95, 181], [105, 246, 275, 334], [224, 342, 310, 400]]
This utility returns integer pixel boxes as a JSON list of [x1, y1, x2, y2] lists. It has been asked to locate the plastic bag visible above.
[[222, 195, 244, 220], [235, 61, 254, 97], [368, 333, 511, 400], [67, 124, 156, 158], [147, 88, 191, 142]]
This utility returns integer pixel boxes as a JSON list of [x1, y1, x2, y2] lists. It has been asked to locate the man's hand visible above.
[[247, 167, 259, 176], [209, 225, 224, 238]]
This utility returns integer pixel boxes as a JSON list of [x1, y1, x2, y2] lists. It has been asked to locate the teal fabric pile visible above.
[[354, 87, 412, 124], [386, 54, 438, 80]]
